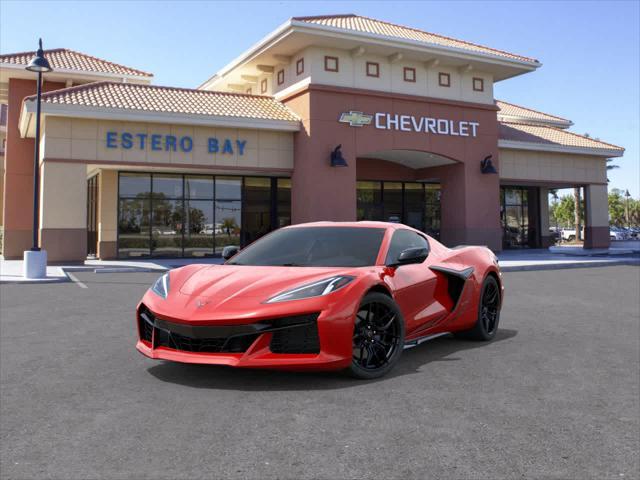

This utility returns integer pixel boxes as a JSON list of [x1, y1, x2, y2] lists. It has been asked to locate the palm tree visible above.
[[606, 158, 619, 182]]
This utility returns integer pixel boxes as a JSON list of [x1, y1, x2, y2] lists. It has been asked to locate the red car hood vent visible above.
[[179, 265, 352, 300]]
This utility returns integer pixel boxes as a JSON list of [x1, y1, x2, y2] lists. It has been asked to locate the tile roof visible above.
[[293, 14, 538, 64], [0, 48, 152, 78], [499, 122, 624, 154], [496, 100, 572, 126], [26, 81, 299, 122]]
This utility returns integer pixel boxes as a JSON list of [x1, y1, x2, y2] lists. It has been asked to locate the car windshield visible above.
[[227, 227, 385, 267]]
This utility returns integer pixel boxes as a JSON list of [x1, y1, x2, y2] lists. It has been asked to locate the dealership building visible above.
[[0, 14, 624, 261]]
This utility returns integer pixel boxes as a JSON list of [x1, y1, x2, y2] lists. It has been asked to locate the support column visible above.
[[584, 184, 610, 249], [539, 187, 553, 247], [429, 161, 502, 251], [98, 170, 118, 259], [286, 91, 357, 224], [2, 78, 65, 259], [39, 162, 87, 262]]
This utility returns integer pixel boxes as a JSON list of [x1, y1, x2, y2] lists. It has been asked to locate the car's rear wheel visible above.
[[348, 292, 405, 379], [458, 275, 501, 341]]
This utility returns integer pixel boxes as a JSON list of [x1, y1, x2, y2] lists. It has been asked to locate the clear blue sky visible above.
[[1, 0, 638, 197]]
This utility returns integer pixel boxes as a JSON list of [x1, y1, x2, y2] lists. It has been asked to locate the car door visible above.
[[384, 229, 440, 334]]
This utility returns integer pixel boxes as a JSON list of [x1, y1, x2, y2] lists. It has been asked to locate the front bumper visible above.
[[135, 302, 353, 371]]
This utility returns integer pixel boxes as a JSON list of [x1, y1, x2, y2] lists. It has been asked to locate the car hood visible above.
[[177, 265, 360, 301]]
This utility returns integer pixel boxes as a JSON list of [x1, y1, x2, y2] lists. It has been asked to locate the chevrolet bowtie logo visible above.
[[339, 111, 373, 127]]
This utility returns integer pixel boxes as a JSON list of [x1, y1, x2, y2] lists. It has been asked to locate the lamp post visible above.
[[625, 189, 631, 230], [23, 39, 52, 279]]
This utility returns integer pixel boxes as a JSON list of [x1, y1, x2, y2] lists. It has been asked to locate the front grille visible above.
[[137, 306, 320, 355], [269, 314, 320, 354]]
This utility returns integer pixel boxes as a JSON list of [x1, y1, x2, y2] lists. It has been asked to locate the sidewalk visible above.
[[1, 249, 637, 284]]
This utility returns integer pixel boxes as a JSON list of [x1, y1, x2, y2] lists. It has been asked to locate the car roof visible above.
[[285, 221, 405, 230]]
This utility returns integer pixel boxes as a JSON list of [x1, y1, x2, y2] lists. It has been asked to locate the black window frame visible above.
[[116, 172, 291, 258]]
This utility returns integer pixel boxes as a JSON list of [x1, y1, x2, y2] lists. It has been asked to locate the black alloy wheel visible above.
[[349, 292, 405, 379], [458, 275, 501, 341], [479, 277, 500, 336]]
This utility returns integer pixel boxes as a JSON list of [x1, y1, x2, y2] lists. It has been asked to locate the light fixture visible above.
[[330, 144, 348, 167], [26, 39, 53, 73], [480, 155, 497, 174]]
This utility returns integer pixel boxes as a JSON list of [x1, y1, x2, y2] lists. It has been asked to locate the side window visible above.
[[385, 230, 429, 265]]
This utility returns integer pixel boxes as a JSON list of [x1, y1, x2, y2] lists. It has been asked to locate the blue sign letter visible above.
[[165, 135, 177, 151], [222, 139, 233, 154], [121, 132, 133, 149], [180, 136, 193, 152], [151, 134, 162, 151], [208, 138, 219, 153], [106, 131, 117, 148], [136, 133, 147, 149], [236, 140, 246, 156]]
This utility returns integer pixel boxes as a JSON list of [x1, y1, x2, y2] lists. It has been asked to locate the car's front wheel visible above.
[[348, 292, 405, 379]]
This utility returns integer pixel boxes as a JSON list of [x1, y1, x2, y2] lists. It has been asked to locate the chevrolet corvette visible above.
[[136, 222, 503, 379]]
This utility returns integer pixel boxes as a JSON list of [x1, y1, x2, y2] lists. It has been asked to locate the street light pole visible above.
[[625, 189, 631, 229], [23, 39, 53, 279], [32, 69, 43, 251]]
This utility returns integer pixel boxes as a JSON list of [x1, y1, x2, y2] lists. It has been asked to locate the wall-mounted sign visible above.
[[339, 111, 480, 137], [105, 132, 247, 155]]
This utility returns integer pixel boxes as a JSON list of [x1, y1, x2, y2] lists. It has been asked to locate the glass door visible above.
[[86, 175, 99, 257]]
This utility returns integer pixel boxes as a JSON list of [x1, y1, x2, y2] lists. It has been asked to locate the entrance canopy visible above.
[[358, 149, 457, 169]]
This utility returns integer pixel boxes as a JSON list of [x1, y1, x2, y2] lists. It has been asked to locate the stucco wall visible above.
[[499, 148, 607, 184], [41, 117, 294, 171]]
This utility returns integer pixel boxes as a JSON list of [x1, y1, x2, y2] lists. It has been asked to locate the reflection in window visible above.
[[117, 173, 292, 258], [356, 180, 441, 238], [118, 198, 150, 257], [277, 178, 291, 228]]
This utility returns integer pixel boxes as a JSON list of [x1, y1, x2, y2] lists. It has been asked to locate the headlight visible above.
[[150, 273, 170, 299], [265, 276, 355, 303]]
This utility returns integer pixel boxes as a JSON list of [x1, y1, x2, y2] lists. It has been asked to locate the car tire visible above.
[[567, 235, 575, 242], [457, 275, 501, 341], [348, 292, 405, 379]]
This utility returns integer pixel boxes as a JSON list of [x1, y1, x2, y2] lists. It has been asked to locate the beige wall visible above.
[[40, 162, 86, 229], [42, 117, 294, 171], [264, 46, 494, 104], [98, 169, 118, 243], [584, 184, 609, 228], [499, 149, 607, 184]]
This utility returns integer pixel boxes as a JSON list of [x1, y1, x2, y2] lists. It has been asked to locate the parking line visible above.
[[66, 272, 88, 289]]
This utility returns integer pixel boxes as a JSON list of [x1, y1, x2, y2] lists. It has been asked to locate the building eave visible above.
[[497, 114, 573, 129], [0, 62, 153, 83], [498, 140, 624, 158], [19, 100, 301, 138], [199, 18, 540, 89]]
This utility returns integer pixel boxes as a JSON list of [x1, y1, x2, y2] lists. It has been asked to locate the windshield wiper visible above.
[[279, 262, 305, 267]]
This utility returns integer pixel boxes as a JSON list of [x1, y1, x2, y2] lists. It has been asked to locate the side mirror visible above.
[[390, 247, 428, 267], [222, 245, 239, 261]]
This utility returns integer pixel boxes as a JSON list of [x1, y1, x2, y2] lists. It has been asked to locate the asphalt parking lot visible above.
[[1, 266, 639, 480]]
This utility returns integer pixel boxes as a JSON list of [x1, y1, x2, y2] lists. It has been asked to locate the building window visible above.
[[117, 173, 291, 258], [277, 69, 284, 85], [366, 62, 380, 78], [403, 67, 416, 82], [438, 72, 450, 87], [296, 58, 304, 75], [473, 77, 484, 92], [324, 55, 339, 72], [245, 87, 252, 94], [260, 78, 268, 94], [356, 180, 441, 238]]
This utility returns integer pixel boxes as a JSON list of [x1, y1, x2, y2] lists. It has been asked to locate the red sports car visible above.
[[136, 222, 503, 379]]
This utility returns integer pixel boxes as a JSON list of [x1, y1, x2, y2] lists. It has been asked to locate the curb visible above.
[[501, 259, 640, 272]]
